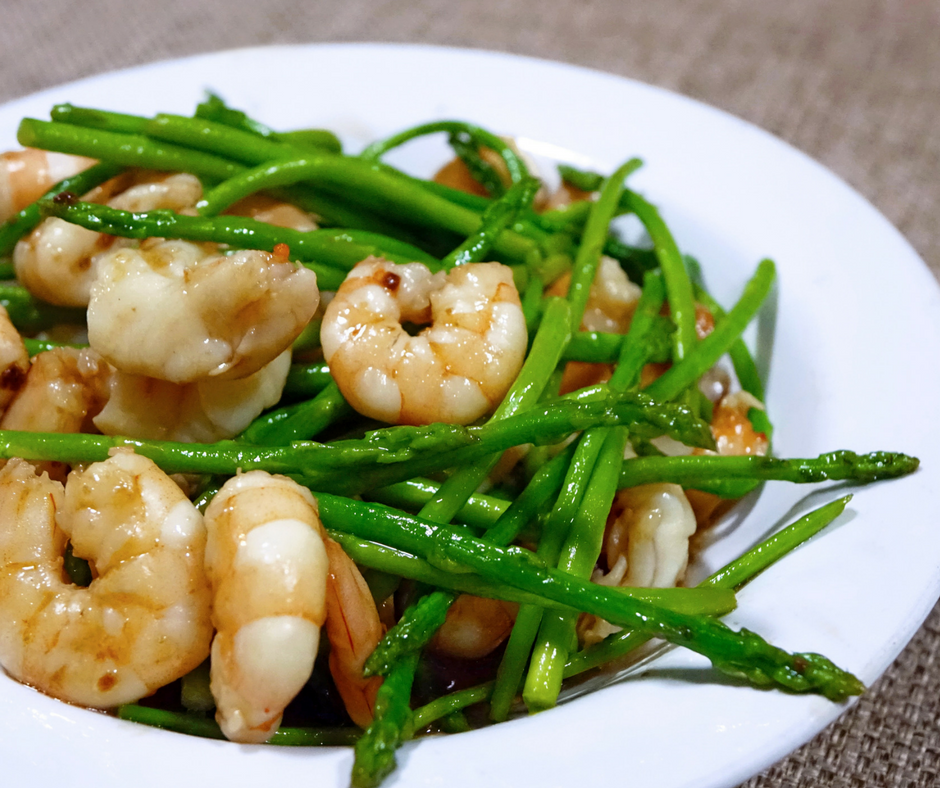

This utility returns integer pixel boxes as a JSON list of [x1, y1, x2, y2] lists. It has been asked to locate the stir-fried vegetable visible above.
[[0, 94, 920, 788]]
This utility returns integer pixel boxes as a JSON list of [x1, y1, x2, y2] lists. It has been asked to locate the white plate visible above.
[[2, 43, 939, 788]]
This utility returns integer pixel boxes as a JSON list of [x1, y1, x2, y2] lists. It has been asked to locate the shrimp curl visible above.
[[321, 257, 526, 425]]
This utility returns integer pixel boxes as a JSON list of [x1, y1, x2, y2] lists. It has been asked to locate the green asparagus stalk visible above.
[[194, 92, 342, 153], [37, 195, 439, 272], [352, 654, 419, 788], [327, 530, 734, 616], [624, 190, 696, 362], [617, 451, 919, 492], [388, 496, 861, 726], [0, 388, 714, 493], [566, 158, 642, 332], [191, 155, 538, 265], [239, 381, 353, 444], [523, 426, 629, 711], [315, 493, 865, 702], [441, 177, 540, 269], [365, 479, 509, 530], [282, 362, 333, 400], [0, 284, 86, 332], [564, 496, 855, 676], [645, 259, 776, 401], [360, 120, 530, 185], [117, 704, 360, 746], [0, 161, 123, 256]]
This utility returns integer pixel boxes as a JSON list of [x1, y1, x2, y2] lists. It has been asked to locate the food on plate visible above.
[[321, 257, 526, 425], [0, 96, 920, 787]]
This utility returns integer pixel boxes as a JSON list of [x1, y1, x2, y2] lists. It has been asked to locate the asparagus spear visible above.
[[0, 161, 123, 256], [617, 450, 919, 492], [0, 284, 86, 333], [352, 654, 419, 788], [0, 388, 714, 490], [117, 704, 359, 746], [38, 196, 439, 273], [316, 493, 865, 701]]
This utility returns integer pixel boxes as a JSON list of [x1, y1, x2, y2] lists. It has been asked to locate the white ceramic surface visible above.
[[1, 43, 938, 788]]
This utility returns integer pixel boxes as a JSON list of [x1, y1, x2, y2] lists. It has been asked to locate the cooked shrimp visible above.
[[428, 594, 518, 660], [603, 484, 697, 588], [548, 257, 642, 394], [0, 149, 94, 223], [0, 451, 213, 707], [14, 172, 202, 307], [321, 257, 526, 425], [88, 239, 319, 383], [581, 256, 643, 334], [0, 347, 110, 479], [93, 349, 291, 443], [226, 193, 317, 232], [0, 305, 29, 412], [0, 347, 109, 434], [323, 537, 384, 728], [580, 484, 696, 647], [433, 140, 550, 208], [547, 257, 641, 335], [204, 471, 329, 744], [684, 391, 770, 527], [709, 391, 769, 457]]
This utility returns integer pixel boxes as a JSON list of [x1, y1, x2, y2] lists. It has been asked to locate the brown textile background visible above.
[[1, 1, 938, 785]]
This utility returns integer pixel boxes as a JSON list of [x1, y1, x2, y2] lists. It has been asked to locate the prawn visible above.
[[580, 484, 696, 647], [547, 256, 641, 335], [547, 257, 642, 394], [708, 390, 769, 457], [0, 450, 213, 707], [0, 347, 110, 434], [204, 471, 329, 744], [686, 390, 770, 526], [322, 537, 384, 728], [321, 257, 526, 425], [87, 239, 319, 383], [225, 193, 318, 232], [14, 171, 203, 307], [428, 594, 518, 660], [0, 305, 29, 413], [0, 149, 94, 223], [0, 347, 110, 480], [93, 349, 291, 443]]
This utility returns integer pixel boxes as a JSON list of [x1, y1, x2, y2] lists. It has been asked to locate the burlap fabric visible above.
[[1, 1, 938, 785]]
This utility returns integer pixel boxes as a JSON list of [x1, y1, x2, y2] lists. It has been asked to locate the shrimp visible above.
[[433, 140, 550, 208], [580, 256, 643, 334], [546, 257, 641, 335], [0, 305, 29, 413], [428, 594, 518, 660], [0, 347, 110, 434], [323, 537, 384, 728], [580, 484, 697, 647], [93, 349, 291, 443], [204, 471, 329, 744], [87, 239, 319, 383], [0, 450, 213, 707], [547, 257, 642, 394], [321, 257, 526, 425], [709, 390, 769, 457], [14, 172, 203, 307], [226, 193, 318, 232], [686, 390, 770, 527], [0, 149, 94, 223], [0, 347, 110, 480]]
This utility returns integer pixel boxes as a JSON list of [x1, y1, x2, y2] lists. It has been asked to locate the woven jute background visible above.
[[1, 1, 938, 785]]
